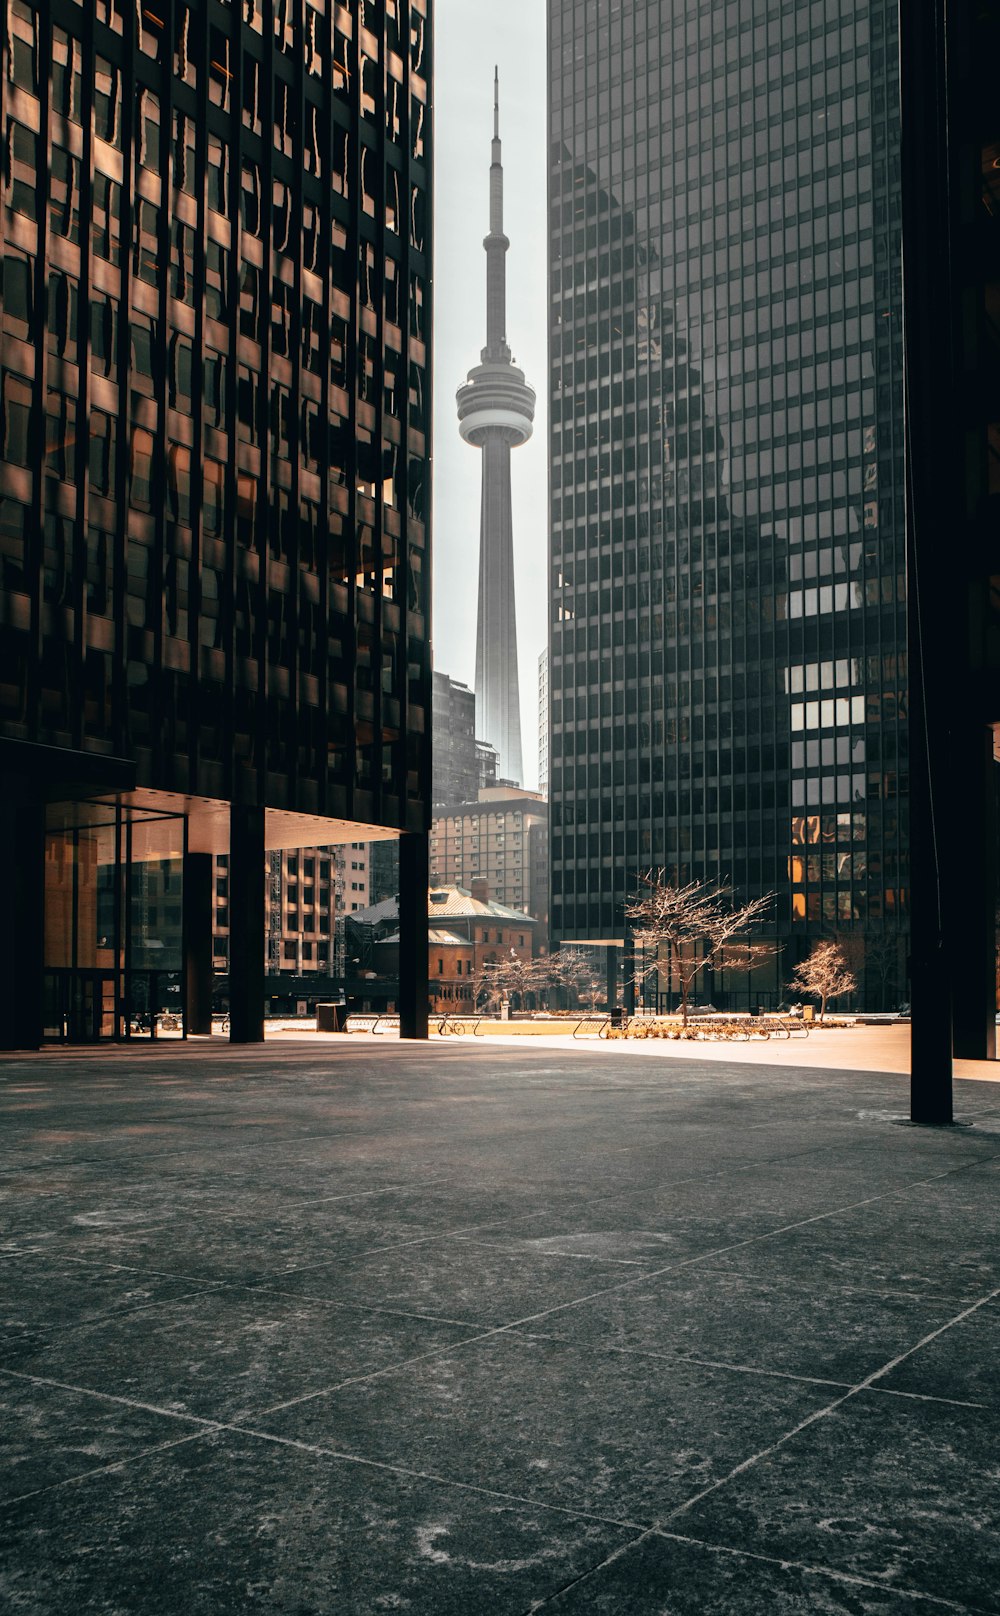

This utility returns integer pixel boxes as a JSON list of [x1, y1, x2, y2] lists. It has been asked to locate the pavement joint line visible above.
[[646, 1527, 988, 1615], [0, 1125, 377, 1177], [0, 1280, 233, 1343], [521, 1522, 988, 1616], [0, 1431, 215, 1511], [451, 1236, 649, 1266], [492, 1333, 991, 1412], [0, 1364, 225, 1443], [291, 1173, 457, 1206], [524, 1527, 660, 1613], [652, 1282, 1000, 1532], [30, 1149, 998, 1430], [221, 1418, 651, 1533], [255, 1154, 1000, 1412], [0, 1361, 650, 1536], [4, 1253, 489, 1332]]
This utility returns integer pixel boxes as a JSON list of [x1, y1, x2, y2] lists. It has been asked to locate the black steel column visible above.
[[398, 832, 428, 1039], [951, 731, 998, 1061], [0, 785, 44, 1050], [901, 0, 955, 1123], [228, 805, 265, 1044], [623, 932, 635, 1016], [183, 850, 214, 1036], [605, 944, 618, 1017]]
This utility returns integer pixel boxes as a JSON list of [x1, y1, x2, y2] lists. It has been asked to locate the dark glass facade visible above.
[[547, 0, 906, 1006], [0, 0, 432, 1042]]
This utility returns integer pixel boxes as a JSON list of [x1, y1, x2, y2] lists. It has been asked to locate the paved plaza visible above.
[[2, 1039, 1000, 1613]]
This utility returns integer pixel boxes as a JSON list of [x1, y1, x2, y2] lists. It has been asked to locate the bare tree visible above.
[[474, 950, 543, 1014], [549, 948, 605, 1011], [788, 939, 857, 1022], [625, 873, 775, 1026]]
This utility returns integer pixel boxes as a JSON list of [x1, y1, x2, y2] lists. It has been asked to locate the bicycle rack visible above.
[[573, 1016, 610, 1038]]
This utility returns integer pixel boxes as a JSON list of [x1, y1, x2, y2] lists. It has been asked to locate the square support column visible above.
[[399, 832, 428, 1040], [0, 786, 44, 1050], [228, 805, 265, 1044], [605, 945, 618, 1019], [183, 851, 215, 1036], [950, 730, 997, 1062], [623, 932, 635, 1017]]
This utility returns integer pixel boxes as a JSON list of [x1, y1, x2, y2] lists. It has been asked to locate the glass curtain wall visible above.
[[43, 803, 185, 1041]]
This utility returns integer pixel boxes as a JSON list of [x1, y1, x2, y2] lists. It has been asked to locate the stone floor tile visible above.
[[534, 1529, 956, 1613], [0, 1372, 196, 1504], [7, 1289, 479, 1422], [0, 1428, 634, 1615], [258, 1330, 837, 1523], [679, 1390, 1000, 1612]]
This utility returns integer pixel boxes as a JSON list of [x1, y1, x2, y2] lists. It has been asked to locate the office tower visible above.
[[0, 0, 432, 1045], [431, 669, 477, 807], [537, 646, 549, 795], [476, 737, 499, 790], [457, 70, 534, 787], [901, 0, 1000, 1112], [547, 1, 906, 1008]]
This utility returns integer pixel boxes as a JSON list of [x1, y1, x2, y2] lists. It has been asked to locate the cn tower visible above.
[[456, 69, 535, 787]]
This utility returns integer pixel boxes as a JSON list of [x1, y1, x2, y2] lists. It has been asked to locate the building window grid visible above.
[[0, 0, 431, 823], [547, 2, 905, 964]]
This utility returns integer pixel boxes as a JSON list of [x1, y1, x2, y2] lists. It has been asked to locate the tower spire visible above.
[[456, 74, 536, 788], [485, 68, 507, 355]]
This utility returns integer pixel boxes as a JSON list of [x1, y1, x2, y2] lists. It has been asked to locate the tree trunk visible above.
[[819, 992, 827, 1023]]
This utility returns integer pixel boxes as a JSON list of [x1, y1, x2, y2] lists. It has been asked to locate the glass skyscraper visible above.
[[547, 0, 905, 1008], [0, 0, 432, 1044]]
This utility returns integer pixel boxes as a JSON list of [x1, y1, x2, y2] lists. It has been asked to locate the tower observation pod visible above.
[[456, 68, 535, 787]]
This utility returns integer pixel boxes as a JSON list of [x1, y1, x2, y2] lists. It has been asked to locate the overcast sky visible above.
[[432, 0, 548, 790]]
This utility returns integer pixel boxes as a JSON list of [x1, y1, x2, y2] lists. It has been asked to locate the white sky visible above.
[[432, 0, 548, 790]]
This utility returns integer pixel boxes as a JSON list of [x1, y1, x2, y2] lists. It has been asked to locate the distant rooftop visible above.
[[351, 884, 535, 929]]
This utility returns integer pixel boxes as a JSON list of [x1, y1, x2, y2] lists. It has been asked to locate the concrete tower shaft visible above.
[[456, 71, 535, 787]]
